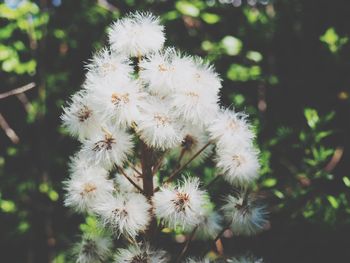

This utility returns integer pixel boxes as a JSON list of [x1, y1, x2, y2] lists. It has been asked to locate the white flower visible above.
[[153, 177, 208, 229], [61, 90, 99, 140], [184, 258, 210, 263], [139, 48, 194, 96], [177, 124, 212, 165], [186, 57, 222, 96], [64, 166, 114, 213], [171, 84, 219, 126], [114, 242, 169, 263], [136, 97, 184, 150], [222, 192, 268, 236], [208, 109, 255, 149], [85, 48, 132, 83], [79, 124, 133, 169], [227, 255, 264, 263], [75, 234, 112, 263], [194, 211, 222, 240], [109, 12, 165, 57], [215, 144, 260, 186], [95, 192, 151, 238], [89, 76, 146, 127]]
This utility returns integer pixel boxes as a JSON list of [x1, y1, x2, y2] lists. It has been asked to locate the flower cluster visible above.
[[62, 12, 268, 263]]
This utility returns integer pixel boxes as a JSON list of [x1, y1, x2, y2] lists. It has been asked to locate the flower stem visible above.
[[175, 226, 198, 263], [154, 141, 212, 192]]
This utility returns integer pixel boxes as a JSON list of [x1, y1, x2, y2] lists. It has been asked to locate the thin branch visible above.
[[201, 220, 232, 258], [126, 159, 143, 177], [0, 82, 35, 100], [154, 141, 212, 192], [0, 113, 20, 144], [175, 226, 198, 263], [118, 167, 144, 194], [152, 150, 169, 175]]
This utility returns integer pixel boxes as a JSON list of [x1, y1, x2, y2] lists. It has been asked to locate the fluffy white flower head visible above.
[[61, 90, 98, 140], [139, 48, 194, 96], [64, 166, 114, 213], [75, 234, 112, 263], [80, 124, 133, 169], [222, 192, 268, 236], [208, 109, 255, 148], [95, 192, 151, 238], [114, 243, 169, 263], [109, 12, 165, 57], [89, 76, 146, 127], [85, 48, 132, 83], [216, 143, 260, 186], [137, 98, 184, 150], [153, 177, 208, 229]]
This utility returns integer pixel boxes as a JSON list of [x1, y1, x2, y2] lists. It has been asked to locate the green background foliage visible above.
[[0, 0, 349, 262]]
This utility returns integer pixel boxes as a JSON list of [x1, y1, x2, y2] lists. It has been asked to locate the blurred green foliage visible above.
[[1, 0, 350, 262]]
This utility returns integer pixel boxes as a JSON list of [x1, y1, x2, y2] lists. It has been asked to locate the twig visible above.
[[152, 150, 169, 175], [175, 226, 198, 263], [201, 220, 232, 258], [0, 113, 20, 144], [0, 82, 35, 100], [154, 141, 212, 192], [118, 167, 144, 194], [126, 159, 143, 177]]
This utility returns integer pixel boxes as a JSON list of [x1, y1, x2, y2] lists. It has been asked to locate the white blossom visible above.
[[64, 166, 114, 213], [88, 76, 146, 128], [79, 124, 133, 169], [154, 177, 208, 229], [216, 143, 260, 186], [222, 192, 268, 236], [109, 12, 165, 57], [184, 258, 210, 263], [74, 234, 112, 263], [114, 243, 169, 263], [194, 211, 222, 240], [85, 48, 132, 83], [208, 109, 255, 149], [136, 97, 184, 150], [139, 48, 194, 96], [61, 90, 99, 140], [95, 192, 151, 238], [227, 255, 264, 263]]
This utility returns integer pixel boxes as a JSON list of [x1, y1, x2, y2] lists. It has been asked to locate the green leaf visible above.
[[262, 178, 277, 188], [327, 195, 339, 209], [304, 108, 319, 129], [176, 1, 200, 17], [343, 177, 350, 188], [201, 12, 220, 24], [221, 36, 242, 56]]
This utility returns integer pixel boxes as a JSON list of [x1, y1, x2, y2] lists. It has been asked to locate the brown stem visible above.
[[154, 141, 212, 192], [140, 141, 157, 239], [152, 150, 169, 175], [0, 82, 35, 100], [175, 226, 198, 263], [126, 159, 143, 177], [118, 167, 144, 194]]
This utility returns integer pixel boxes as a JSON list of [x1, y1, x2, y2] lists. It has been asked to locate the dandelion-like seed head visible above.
[[222, 192, 268, 236]]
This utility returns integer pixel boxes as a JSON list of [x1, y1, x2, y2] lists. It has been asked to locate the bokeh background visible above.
[[1, 0, 350, 262]]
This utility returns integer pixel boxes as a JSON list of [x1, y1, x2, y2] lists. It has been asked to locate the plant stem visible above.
[[154, 141, 212, 192], [118, 167, 144, 194], [175, 226, 198, 263], [140, 141, 157, 239]]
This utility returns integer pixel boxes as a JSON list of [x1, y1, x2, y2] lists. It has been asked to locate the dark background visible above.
[[1, 0, 350, 262]]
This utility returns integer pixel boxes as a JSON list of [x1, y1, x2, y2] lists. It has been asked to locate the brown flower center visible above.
[[172, 192, 190, 212], [76, 105, 92, 122], [111, 92, 130, 105], [92, 133, 116, 151]]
